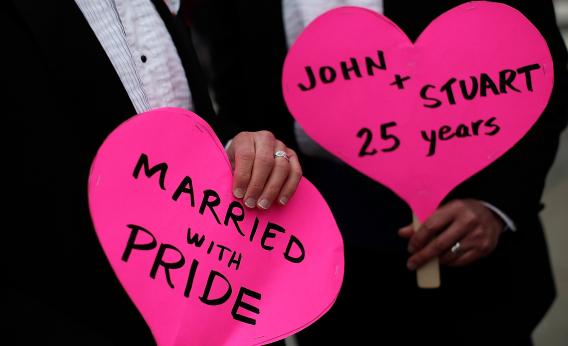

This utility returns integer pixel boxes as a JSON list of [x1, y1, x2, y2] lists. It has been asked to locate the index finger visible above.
[[242, 132, 276, 208], [232, 134, 255, 199], [408, 202, 458, 253], [408, 219, 472, 269]]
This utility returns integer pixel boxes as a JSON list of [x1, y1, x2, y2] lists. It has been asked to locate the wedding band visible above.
[[274, 150, 290, 161], [450, 242, 461, 254]]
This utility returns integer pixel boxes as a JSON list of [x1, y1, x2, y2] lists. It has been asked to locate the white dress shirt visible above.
[[75, 0, 192, 114]]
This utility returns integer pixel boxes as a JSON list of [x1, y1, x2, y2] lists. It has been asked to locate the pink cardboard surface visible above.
[[88, 108, 344, 345], [282, 2, 553, 221]]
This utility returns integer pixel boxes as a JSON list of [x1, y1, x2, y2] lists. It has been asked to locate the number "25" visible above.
[[356, 122, 400, 157]]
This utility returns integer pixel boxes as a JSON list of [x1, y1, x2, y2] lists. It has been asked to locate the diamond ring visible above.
[[274, 150, 290, 161], [450, 242, 461, 254]]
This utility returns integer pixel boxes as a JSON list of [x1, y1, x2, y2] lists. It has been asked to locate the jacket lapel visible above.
[[150, 0, 236, 141]]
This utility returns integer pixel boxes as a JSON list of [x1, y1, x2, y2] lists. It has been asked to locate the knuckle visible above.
[[479, 240, 492, 254], [237, 151, 255, 163], [247, 183, 265, 194], [472, 229, 485, 241], [258, 130, 275, 142], [421, 223, 433, 236], [432, 239, 446, 253], [463, 216, 477, 228], [235, 131, 252, 141], [262, 185, 281, 198], [235, 171, 251, 182], [257, 155, 275, 168], [274, 159, 291, 171], [233, 132, 243, 141], [464, 209, 478, 223], [454, 199, 467, 208]]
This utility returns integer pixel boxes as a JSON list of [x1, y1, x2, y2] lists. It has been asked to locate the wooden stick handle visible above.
[[413, 214, 440, 288]]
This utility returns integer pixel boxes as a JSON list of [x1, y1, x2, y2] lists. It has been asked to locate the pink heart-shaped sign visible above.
[[282, 2, 553, 220], [88, 108, 344, 345]]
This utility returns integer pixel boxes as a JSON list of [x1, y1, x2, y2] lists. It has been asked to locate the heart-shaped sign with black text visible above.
[[282, 2, 553, 220], [88, 108, 344, 345]]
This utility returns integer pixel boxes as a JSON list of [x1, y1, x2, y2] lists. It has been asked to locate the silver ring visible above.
[[274, 150, 290, 161], [450, 242, 461, 254]]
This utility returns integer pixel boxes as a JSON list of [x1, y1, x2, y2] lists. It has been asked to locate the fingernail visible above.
[[407, 261, 417, 271], [407, 244, 414, 253], [244, 198, 256, 208], [279, 196, 288, 205], [233, 188, 245, 199], [257, 199, 271, 210]]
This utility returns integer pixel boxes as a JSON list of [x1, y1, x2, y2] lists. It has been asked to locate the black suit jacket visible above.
[[7, 1, 238, 344], [192, 0, 567, 343]]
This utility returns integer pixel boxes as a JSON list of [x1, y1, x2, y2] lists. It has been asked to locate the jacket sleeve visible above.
[[448, 0, 568, 226]]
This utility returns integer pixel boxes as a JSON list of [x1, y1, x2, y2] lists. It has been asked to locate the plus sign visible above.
[[390, 74, 411, 89]]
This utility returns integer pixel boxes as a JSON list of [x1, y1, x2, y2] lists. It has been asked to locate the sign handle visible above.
[[413, 214, 440, 288]]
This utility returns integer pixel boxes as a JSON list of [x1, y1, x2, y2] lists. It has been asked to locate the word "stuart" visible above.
[[420, 64, 541, 107]]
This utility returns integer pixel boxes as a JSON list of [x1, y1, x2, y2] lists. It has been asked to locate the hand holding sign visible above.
[[282, 2, 553, 287], [88, 108, 344, 345]]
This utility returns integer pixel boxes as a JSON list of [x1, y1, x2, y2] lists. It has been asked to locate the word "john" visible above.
[[298, 50, 387, 91]]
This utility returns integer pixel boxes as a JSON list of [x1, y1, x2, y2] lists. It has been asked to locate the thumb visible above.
[[398, 224, 415, 238]]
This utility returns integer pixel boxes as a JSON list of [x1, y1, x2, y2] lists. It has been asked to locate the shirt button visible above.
[[141, 55, 147, 63]]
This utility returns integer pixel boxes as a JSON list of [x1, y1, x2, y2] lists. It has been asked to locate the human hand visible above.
[[398, 199, 505, 269], [226, 131, 302, 210]]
